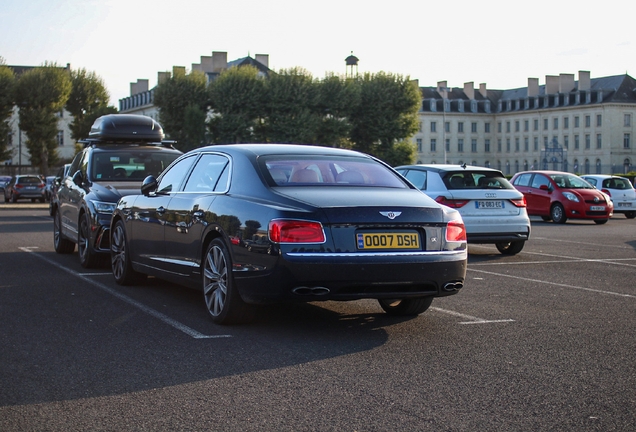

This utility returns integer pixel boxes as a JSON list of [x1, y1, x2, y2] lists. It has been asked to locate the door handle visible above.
[[193, 210, 205, 219], [156, 206, 166, 215]]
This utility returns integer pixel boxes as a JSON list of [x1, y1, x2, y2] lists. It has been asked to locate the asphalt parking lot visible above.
[[0, 205, 634, 431]]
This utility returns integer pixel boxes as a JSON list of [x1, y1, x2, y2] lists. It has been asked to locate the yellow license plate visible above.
[[357, 232, 420, 250]]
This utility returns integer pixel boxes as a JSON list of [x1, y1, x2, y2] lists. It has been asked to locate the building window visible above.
[[416, 138, 422, 152], [418, 122, 422, 132], [534, 119, 539, 131], [57, 130, 64, 146], [7, 132, 12, 146], [430, 121, 437, 133], [506, 139, 511, 153], [471, 122, 477, 133], [515, 121, 520, 132], [524, 137, 529, 152], [625, 114, 631, 127], [430, 138, 437, 152], [585, 115, 591, 128], [575, 135, 580, 149], [524, 120, 529, 132], [471, 139, 477, 153], [445, 122, 450, 133], [564, 135, 569, 149], [497, 139, 502, 152], [485, 122, 491, 133], [596, 134, 602, 149], [584, 159, 590, 174], [544, 136, 549, 148], [458, 122, 464, 133], [596, 159, 602, 174], [564, 117, 569, 129], [534, 137, 539, 151], [624, 133, 631, 149], [574, 116, 580, 128], [446, 139, 450, 152], [543, 119, 548, 130], [596, 114, 602, 127], [506, 121, 511, 133], [458, 139, 464, 152], [498, 122, 502, 133], [485, 139, 491, 153], [515, 138, 520, 152], [553, 118, 558, 130], [585, 134, 591, 149]]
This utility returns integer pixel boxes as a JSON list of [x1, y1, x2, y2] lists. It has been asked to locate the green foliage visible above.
[[376, 140, 417, 167], [0, 65, 16, 161], [315, 74, 359, 148], [66, 68, 115, 140], [153, 70, 209, 151], [14, 63, 72, 174], [349, 72, 421, 159], [262, 68, 320, 144], [208, 65, 265, 144]]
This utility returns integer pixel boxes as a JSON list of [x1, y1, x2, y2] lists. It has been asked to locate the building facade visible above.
[[412, 71, 636, 175]]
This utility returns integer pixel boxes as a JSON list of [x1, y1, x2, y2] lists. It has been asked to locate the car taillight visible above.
[[446, 220, 467, 242], [269, 219, 325, 243], [38, 183, 45, 188], [14, 184, 23, 189], [435, 196, 469, 208], [601, 188, 611, 197], [509, 197, 527, 207]]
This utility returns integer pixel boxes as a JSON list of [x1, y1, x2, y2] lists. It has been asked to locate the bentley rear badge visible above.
[[380, 211, 402, 220]]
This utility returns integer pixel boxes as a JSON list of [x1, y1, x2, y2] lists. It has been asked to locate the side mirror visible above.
[[72, 170, 84, 187], [539, 184, 551, 191], [141, 175, 158, 196]]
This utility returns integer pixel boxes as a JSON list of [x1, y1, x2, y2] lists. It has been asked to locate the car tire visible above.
[[625, 211, 636, 219], [495, 240, 525, 255], [78, 212, 100, 268], [378, 297, 434, 316], [111, 220, 145, 285], [551, 203, 567, 224], [11, 193, 17, 203], [53, 210, 75, 254], [594, 219, 608, 225], [203, 239, 251, 325]]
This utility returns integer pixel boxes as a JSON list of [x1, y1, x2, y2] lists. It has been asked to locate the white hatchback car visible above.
[[395, 164, 531, 255], [580, 175, 636, 219]]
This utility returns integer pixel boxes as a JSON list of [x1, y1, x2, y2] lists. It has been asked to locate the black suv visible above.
[[52, 114, 182, 268]]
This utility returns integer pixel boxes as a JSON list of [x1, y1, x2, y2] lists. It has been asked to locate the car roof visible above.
[[190, 143, 373, 159], [395, 164, 504, 174]]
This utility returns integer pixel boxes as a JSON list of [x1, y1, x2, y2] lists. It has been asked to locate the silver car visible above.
[[580, 175, 636, 219], [395, 164, 531, 255]]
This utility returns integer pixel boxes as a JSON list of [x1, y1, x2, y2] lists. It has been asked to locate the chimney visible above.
[[578, 70, 591, 91], [191, 63, 202, 72], [200, 56, 214, 73], [437, 80, 448, 95], [559, 73, 575, 93], [463, 82, 475, 100], [255, 54, 269, 68], [130, 79, 149, 96], [545, 75, 559, 94], [172, 66, 186, 77], [479, 83, 487, 98], [158, 71, 171, 84], [527, 78, 539, 97], [212, 51, 228, 72]]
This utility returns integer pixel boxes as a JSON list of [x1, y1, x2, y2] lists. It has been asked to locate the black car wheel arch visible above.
[[53, 210, 75, 254], [78, 212, 100, 268], [111, 219, 145, 285]]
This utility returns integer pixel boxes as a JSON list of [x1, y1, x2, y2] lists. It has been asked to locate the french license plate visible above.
[[618, 202, 632, 207], [357, 232, 420, 250], [590, 206, 605, 211], [25, 186, 35, 190], [476, 200, 504, 209]]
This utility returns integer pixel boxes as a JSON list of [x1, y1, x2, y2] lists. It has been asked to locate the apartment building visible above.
[[413, 71, 636, 175]]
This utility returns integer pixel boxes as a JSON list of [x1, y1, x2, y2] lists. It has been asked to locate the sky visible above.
[[2, 0, 635, 107]]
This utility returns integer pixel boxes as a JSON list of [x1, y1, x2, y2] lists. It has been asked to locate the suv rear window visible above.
[[91, 151, 179, 181], [18, 176, 43, 185], [443, 171, 514, 190]]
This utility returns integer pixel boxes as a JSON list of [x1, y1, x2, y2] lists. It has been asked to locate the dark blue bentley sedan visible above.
[[110, 144, 467, 324]]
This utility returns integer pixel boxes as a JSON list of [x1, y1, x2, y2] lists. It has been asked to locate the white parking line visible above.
[[19, 247, 231, 339], [430, 307, 515, 325], [468, 267, 636, 299]]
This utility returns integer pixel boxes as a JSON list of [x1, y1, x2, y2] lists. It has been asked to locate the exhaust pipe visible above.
[[292, 286, 330, 296], [443, 282, 463, 292]]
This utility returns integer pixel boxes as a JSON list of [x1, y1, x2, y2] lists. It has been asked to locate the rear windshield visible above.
[[260, 155, 408, 188], [602, 177, 633, 190], [17, 176, 42, 185], [91, 151, 180, 181], [443, 171, 514, 190]]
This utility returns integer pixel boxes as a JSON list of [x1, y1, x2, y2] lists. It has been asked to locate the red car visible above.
[[510, 170, 613, 224]]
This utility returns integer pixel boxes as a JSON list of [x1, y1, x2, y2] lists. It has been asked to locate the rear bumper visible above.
[[467, 232, 529, 244]]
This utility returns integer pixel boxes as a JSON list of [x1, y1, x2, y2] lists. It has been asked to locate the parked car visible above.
[[0, 175, 11, 196], [580, 174, 636, 219], [511, 170, 613, 224], [395, 164, 530, 255], [44, 176, 56, 201], [110, 144, 468, 324], [52, 114, 182, 268], [3, 175, 46, 203], [48, 164, 71, 215]]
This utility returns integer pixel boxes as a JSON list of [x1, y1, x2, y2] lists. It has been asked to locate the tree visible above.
[[349, 72, 421, 164], [262, 68, 320, 144], [66, 68, 117, 141], [208, 65, 265, 144], [0, 64, 15, 162], [14, 63, 71, 174], [315, 73, 359, 148], [153, 70, 209, 151]]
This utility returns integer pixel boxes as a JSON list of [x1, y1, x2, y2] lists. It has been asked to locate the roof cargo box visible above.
[[88, 114, 165, 142]]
